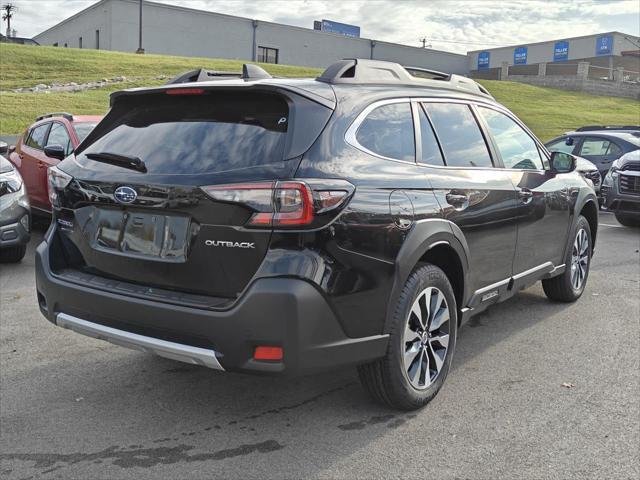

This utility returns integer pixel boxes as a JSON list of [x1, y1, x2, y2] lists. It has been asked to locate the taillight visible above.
[[201, 180, 353, 228], [47, 166, 73, 207]]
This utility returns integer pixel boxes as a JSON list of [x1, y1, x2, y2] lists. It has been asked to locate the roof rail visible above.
[[575, 125, 640, 132], [166, 64, 272, 85], [316, 59, 493, 98], [35, 112, 73, 122]]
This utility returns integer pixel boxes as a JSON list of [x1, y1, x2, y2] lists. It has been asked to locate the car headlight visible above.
[[47, 165, 73, 207], [608, 159, 621, 177], [0, 164, 23, 196]]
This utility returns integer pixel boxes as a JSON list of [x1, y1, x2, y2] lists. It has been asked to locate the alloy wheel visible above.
[[403, 287, 451, 390], [570, 228, 589, 290]]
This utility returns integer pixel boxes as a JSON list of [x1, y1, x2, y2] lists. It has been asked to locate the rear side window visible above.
[[355, 103, 415, 161], [418, 105, 445, 166], [25, 123, 50, 150], [578, 137, 620, 157], [80, 92, 289, 174], [423, 103, 492, 168], [478, 107, 543, 170]]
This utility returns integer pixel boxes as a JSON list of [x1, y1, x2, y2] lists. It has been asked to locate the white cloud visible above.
[[6, 0, 638, 54]]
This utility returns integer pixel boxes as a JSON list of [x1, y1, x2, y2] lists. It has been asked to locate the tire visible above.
[[0, 244, 27, 263], [615, 213, 640, 227], [542, 215, 591, 302], [357, 264, 458, 410]]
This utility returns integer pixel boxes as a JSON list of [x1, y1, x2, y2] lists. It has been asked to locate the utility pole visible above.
[[420, 37, 431, 49], [136, 0, 144, 53], [2, 3, 16, 37]]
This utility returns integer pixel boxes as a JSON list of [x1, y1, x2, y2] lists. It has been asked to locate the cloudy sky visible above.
[[6, 0, 640, 54]]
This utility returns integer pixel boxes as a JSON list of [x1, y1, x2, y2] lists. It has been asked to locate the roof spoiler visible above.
[[316, 58, 493, 98], [575, 125, 640, 132], [166, 64, 272, 84], [36, 112, 73, 122]]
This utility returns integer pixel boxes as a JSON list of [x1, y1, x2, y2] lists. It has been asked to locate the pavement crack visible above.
[[0, 440, 285, 473]]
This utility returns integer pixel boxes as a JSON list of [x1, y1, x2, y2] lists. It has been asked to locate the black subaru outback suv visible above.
[[37, 60, 598, 410]]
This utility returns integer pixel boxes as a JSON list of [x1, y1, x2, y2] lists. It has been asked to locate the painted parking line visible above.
[[600, 223, 624, 228]]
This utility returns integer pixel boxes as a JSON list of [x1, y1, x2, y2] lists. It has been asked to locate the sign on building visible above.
[[595, 35, 613, 56], [553, 41, 569, 62], [478, 51, 490, 69], [318, 19, 361, 38], [514, 47, 527, 65]]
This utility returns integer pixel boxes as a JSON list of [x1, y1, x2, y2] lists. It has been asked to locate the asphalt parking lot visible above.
[[1, 211, 638, 479]]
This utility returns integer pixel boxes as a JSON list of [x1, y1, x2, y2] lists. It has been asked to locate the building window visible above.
[[95, 30, 99, 49], [257, 46, 278, 64], [79, 37, 82, 48], [53, 42, 58, 47], [64, 43, 68, 48]]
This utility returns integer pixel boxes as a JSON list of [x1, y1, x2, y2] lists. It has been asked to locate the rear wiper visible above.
[[85, 152, 147, 173]]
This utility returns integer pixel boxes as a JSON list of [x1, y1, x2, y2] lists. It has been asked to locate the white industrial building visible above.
[[33, 0, 469, 74]]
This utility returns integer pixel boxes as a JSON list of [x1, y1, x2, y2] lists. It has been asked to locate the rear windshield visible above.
[[78, 91, 289, 174]]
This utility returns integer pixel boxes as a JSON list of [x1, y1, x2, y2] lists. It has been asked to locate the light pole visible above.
[[135, 0, 144, 53]]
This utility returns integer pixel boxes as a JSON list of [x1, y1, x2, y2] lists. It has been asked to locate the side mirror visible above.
[[550, 151, 576, 173], [44, 144, 66, 160], [0, 141, 7, 155]]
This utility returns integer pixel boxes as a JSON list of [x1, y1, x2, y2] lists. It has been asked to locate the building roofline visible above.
[[33, 0, 109, 40], [467, 31, 640, 54], [33, 0, 466, 59]]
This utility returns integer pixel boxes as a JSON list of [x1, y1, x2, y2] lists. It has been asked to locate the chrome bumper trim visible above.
[[56, 313, 224, 371]]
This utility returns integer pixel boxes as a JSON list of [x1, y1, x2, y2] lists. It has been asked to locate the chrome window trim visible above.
[[344, 97, 415, 164], [345, 95, 551, 173]]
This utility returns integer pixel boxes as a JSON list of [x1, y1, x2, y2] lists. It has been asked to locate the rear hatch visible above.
[[52, 85, 334, 301]]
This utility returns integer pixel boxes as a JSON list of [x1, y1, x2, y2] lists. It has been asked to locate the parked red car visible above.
[[8, 113, 102, 214]]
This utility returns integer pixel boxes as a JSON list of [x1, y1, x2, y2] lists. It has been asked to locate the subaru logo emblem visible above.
[[114, 186, 137, 204]]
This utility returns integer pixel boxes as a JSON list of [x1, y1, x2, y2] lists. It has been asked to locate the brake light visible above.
[[166, 88, 205, 95], [201, 180, 352, 228]]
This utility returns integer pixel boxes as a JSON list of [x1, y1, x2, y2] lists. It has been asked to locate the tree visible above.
[[2, 3, 16, 37]]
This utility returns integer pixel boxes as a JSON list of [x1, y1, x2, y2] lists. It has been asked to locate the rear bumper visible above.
[[35, 235, 388, 375]]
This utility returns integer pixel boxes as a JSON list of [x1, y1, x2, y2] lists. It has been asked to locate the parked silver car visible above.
[[0, 153, 30, 262]]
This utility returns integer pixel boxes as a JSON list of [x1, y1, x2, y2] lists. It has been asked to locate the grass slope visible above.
[[1, 43, 638, 138]]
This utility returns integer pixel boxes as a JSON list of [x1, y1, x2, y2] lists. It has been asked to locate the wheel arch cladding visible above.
[[385, 219, 470, 333], [578, 200, 598, 252]]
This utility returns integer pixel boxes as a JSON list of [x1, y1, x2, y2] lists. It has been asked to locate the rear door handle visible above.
[[518, 188, 533, 204], [445, 192, 469, 210]]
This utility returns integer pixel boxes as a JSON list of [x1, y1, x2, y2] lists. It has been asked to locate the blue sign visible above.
[[477, 51, 490, 70], [321, 19, 360, 38], [553, 41, 569, 62], [596, 35, 613, 56], [514, 47, 527, 65]]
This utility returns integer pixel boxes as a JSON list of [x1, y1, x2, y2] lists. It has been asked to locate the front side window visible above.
[[25, 124, 50, 150], [257, 46, 278, 64], [46, 122, 73, 156], [479, 107, 543, 170], [73, 123, 98, 142], [546, 137, 575, 154], [355, 102, 415, 161], [423, 103, 492, 168]]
